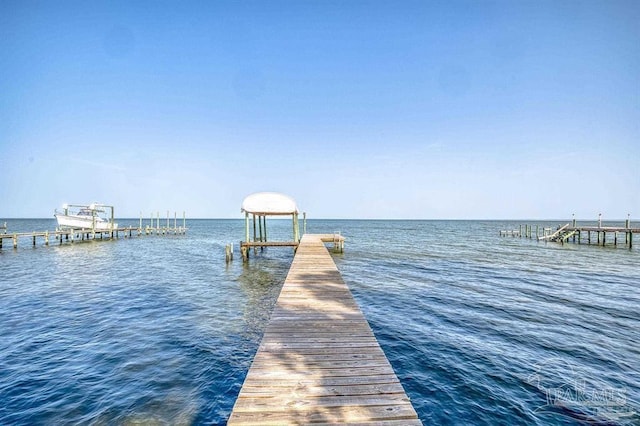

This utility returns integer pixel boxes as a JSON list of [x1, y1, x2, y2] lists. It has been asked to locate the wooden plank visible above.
[[228, 234, 421, 425], [242, 241, 300, 247], [238, 374, 401, 388], [233, 395, 414, 411], [250, 353, 389, 364], [262, 331, 375, 338], [238, 382, 408, 397], [228, 404, 419, 424], [254, 347, 390, 358]]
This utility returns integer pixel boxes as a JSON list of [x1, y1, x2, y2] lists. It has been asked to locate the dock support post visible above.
[[32, 234, 36, 247], [13, 234, 18, 249], [333, 233, 344, 253], [252, 214, 257, 242], [614, 232, 618, 246], [303, 212, 307, 235], [263, 216, 267, 242], [629, 232, 633, 248], [253, 214, 258, 254], [292, 213, 296, 243], [245, 212, 250, 245], [293, 212, 300, 243]]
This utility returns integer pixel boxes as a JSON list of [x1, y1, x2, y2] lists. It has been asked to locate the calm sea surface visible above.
[[0, 219, 638, 425]]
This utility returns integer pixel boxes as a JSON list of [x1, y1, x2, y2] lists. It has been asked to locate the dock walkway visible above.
[[228, 234, 421, 425], [0, 226, 186, 250]]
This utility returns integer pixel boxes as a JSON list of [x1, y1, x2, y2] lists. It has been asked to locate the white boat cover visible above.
[[241, 192, 298, 215]]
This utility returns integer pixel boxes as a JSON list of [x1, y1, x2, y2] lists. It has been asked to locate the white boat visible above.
[[54, 203, 118, 231]]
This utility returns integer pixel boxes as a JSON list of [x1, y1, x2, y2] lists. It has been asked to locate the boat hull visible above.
[[55, 214, 117, 231]]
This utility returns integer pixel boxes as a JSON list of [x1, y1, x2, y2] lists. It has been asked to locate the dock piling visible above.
[[225, 243, 234, 263]]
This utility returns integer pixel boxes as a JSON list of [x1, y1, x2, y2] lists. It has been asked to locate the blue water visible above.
[[1, 219, 638, 425]]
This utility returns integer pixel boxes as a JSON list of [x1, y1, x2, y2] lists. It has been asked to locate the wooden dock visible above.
[[501, 217, 639, 248], [228, 234, 421, 425], [239, 233, 345, 261], [548, 224, 639, 247], [0, 225, 186, 250]]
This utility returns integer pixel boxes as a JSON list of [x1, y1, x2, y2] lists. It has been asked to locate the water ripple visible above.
[[1, 219, 638, 424]]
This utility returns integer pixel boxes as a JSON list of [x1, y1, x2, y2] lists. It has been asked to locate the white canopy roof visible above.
[[241, 192, 299, 215]]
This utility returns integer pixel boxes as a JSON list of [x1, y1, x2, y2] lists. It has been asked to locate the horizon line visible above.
[[0, 217, 635, 222]]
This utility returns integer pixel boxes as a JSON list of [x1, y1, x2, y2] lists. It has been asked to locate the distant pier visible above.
[[0, 213, 187, 250], [500, 215, 638, 248], [228, 234, 421, 425]]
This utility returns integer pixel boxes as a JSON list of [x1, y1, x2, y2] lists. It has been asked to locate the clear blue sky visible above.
[[2, 0, 638, 219]]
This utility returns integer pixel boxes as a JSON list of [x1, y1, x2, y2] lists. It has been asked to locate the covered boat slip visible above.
[[240, 192, 303, 260], [228, 234, 421, 425]]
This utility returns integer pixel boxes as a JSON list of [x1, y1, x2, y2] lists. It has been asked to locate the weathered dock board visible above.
[[228, 234, 421, 425]]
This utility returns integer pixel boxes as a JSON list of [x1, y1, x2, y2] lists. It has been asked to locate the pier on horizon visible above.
[[500, 214, 638, 248], [0, 211, 187, 250]]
